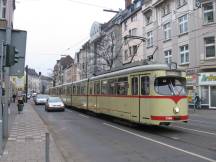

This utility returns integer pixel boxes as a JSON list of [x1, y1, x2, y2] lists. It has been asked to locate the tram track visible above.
[[66, 107, 216, 160]]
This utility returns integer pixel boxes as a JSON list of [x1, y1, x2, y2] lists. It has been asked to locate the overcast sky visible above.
[[13, 0, 124, 75]]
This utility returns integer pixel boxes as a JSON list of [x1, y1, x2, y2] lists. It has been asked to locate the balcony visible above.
[[0, 19, 7, 29]]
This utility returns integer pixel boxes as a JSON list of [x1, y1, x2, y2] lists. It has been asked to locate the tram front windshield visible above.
[[154, 77, 186, 96]]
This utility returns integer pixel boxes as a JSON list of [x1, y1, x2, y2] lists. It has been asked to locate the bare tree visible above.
[[96, 31, 122, 71]]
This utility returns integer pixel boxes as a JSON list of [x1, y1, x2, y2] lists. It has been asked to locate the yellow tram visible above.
[[49, 64, 188, 125]]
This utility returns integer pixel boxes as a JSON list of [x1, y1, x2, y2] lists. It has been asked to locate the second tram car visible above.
[[49, 64, 188, 125]]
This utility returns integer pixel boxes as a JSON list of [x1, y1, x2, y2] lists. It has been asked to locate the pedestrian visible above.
[[12, 94, 16, 103], [194, 93, 200, 110]]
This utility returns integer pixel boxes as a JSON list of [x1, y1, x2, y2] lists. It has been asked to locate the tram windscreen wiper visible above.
[[168, 80, 176, 96]]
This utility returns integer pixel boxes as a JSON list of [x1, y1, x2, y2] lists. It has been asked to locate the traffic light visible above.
[[5, 44, 19, 67]]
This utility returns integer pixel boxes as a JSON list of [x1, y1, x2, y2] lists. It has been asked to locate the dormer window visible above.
[[177, 0, 187, 8], [131, 14, 137, 22], [145, 10, 152, 25], [161, 3, 170, 17]]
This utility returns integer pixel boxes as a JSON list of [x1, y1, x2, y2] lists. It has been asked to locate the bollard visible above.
[[45, 133, 50, 162]]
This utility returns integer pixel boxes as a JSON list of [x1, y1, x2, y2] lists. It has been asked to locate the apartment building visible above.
[[121, 0, 145, 64], [0, 0, 15, 28], [141, 0, 216, 108]]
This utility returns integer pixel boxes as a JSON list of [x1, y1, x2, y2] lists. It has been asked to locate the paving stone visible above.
[[0, 103, 65, 162]]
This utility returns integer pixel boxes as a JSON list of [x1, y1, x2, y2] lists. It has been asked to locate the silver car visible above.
[[45, 97, 65, 112], [35, 94, 49, 105]]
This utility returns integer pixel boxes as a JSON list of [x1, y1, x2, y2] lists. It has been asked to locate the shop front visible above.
[[186, 74, 198, 106], [199, 73, 216, 109]]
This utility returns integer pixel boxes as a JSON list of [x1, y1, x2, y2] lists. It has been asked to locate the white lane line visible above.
[[104, 123, 216, 162], [171, 125, 216, 136], [189, 119, 215, 125], [79, 114, 89, 118]]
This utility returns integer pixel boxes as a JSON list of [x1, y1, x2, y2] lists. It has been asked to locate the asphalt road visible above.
[[33, 102, 216, 162]]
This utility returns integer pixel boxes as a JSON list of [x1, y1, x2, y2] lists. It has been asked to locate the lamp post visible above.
[[25, 65, 28, 103]]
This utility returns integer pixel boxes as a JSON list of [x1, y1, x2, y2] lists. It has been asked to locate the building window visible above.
[[178, 14, 188, 34], [145, 10, 152, 25], [124, 21, 127, 31], [204, 37, 215, 58], [162, 3, 170, 16], [163, 22, 171, 41], [147, 31, 153, 48], [129, 28, 137, 36], [203, 2, 214, 24], [177, 0, 187, 8], [0, 0, 6, 19], [132, 45, 138, 55], [164, 50, 172, 64], [131, 14, 137, 22], [180, 44, 189, 64]]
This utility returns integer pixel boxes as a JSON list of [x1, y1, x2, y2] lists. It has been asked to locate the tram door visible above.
[[139, 75, 151, 123], [130, 75, 151, 123], [130, 76, 140, 122]]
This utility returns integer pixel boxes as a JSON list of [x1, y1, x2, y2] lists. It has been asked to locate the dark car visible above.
[[45, 97, 65, 112]]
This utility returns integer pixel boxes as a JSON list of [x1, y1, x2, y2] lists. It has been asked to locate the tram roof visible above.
[[51, 64, 184, 87], [90, 64, 179, 81]]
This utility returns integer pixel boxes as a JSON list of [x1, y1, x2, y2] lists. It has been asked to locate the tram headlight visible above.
[[173, 107, 180, 114]]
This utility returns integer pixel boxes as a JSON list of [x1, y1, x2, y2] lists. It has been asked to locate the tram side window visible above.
[[131, 77, 138, 95], [108, 79, 116, 95], [89, 82, 93, 95], [141, 76, 150, 95], [101, 80, 109, 95], [117, 77, 128, 96], [81, 84, 86, 95], [73, 86, 76, 95], [77, 85, 81, 95], [94, 82, 100, 95]]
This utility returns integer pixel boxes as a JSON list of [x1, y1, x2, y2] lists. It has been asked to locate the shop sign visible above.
[[199, 73, 216, 85], [186, 74, 197, 85]]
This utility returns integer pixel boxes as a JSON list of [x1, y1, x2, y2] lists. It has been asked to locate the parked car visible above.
[[27, 93, 31, 99], [34, 94, 49, 105], [45, 97, 65, 112]]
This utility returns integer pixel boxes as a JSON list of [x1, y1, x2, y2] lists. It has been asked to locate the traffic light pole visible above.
[[0, 41, 4, 154], [2, 28, 11, 139], [25, 65, 28, 103]]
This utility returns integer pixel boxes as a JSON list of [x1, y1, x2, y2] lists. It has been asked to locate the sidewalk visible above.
[[0, 103, 65, 162]]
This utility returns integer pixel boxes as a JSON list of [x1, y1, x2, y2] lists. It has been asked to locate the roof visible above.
[[27, 68, 39, 77]]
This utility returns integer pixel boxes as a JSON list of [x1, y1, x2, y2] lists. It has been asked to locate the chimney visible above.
[[125, 0, 132, 9]]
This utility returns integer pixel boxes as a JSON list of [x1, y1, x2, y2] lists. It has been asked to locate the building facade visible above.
[[121, 0, 145, 64], [53, 55, 74, 85], [27, 68, 40, 93], [140, 0, 216, 108], [63, 63, 80, 83]]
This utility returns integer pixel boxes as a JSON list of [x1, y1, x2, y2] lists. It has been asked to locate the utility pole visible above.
[[0, 41, 5, 154], [3, 28, 12, 138], [25, 65, 28, 102]]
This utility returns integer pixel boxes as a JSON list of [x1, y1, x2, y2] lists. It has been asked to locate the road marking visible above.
[[79, 114, 89, 118], [171, 125, 216, 136], [104, 123, 216, 162], [189, 119, 215, 125]]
